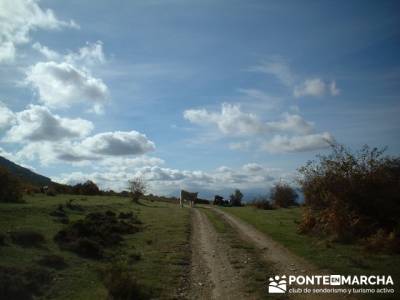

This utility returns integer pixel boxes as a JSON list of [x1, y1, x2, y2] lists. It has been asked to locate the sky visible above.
[[0, 0, 399, 199]]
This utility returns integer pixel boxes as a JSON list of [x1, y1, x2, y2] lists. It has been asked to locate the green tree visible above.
[[229, 189, 243, 206]]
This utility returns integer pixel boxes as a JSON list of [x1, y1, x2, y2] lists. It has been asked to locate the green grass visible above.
[[0, 194, 190, 299], [220, 206, 400, 298]]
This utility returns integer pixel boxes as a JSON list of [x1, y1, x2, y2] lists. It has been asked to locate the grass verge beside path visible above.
[[220, 206, 400, 298]]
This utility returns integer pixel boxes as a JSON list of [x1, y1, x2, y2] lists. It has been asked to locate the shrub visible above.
[[99, 261, 143, 300], [10, 230, 45, 247], [298, 143, 400, 249], [270, 183, 298, 208], [0, 265, 51, 300], [37, 254, 67, 269], [250, 197, 274, 210], [54, 211, 141, 259], [128, 177, 147, 203], [0, 166, 23, 203]]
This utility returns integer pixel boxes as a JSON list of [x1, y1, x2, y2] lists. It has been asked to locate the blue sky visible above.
[[0, 0, 399, 198]]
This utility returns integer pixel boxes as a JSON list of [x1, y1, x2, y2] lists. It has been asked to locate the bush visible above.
[[54, 211, 141, 259], [10, 230, 45, 247], [250, 197, 274, 210], [0, 166, 23, 203], [99, 261, 143, 300], [270, 183, 298, 208], [0, 265, 51, 300], [298, 144, 400, 250], [37, 254, 67, 269]]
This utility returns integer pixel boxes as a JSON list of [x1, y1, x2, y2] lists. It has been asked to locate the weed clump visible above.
[[37, 254, 67, 269], [99, 261, 144, 300], [10, 230, 45, 247], [54, 211, 140, 259], [0, 265, 51, 300]]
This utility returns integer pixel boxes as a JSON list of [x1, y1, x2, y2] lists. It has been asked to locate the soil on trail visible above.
[[188, 208, 254, 300], [212, 207, 356, 300], [186, 206, 357, 300]]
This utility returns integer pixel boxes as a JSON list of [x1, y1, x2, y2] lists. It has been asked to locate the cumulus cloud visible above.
[[242, 163, 263, 172], [267, 113, 314, 135], [54, 162, 286, 196], [33, 41, 105, 65], [79, 131, 155, 156], [0, 0, 78, 63], [185, 104, 315, 136], [0, 101, 16, 130], [26, 61, 109, 113], [294, 78, 340, 98], [32, 42, 60, 60], [4, 105, 93, 143], [184, 103, 265, 136], [263, 132, 334, 153]]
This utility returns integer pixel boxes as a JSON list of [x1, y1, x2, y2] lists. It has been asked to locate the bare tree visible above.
[[128, 177, 147, 203]]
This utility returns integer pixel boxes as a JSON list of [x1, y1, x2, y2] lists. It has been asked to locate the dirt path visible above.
[[188, 208, 254, 300], [212, 207, 355, 300]]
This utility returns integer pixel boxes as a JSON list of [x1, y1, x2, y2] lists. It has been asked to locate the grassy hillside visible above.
[[0, 156, 51, 187], [0, 194, 190, 299], [221, 206, 400, 295]]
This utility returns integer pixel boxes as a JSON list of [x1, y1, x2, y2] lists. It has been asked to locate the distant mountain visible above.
[[0, 156, 52, 187]]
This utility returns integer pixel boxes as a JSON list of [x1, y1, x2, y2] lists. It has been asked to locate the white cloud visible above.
[[53, 162, 286, 196], [79, 131, 155, 156], [32, 42, 60, 60], [0, 0, 78, 63], [4, 105, 93, 143], [65, 41, 105, 65], [33, 41, 106, 66], [266, 113, 314, 135], [294, 78, 340, 98], [294, 78, 326, 98], [185, 104, 315, 137], [184, 103, 265, 136], [249, 56, 294, 87], [330, 80, 340, 96], [26, 61, 109, 113], [263, 132, 334, 153], [0, 101, 16, 130], [242, 163, 263, 172]]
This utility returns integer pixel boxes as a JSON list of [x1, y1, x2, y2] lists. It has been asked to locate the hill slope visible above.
[[0, 156, 52, 187]]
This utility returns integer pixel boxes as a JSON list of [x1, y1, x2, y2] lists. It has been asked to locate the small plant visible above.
[[0, 265, 51, 300], [37, 254, 67, 269], [10, 230, 45, 247], [250, 197, 274, 210], [128, 177, 147, 203], [54, 211, 141, 259], [99, 261, 143, 300]]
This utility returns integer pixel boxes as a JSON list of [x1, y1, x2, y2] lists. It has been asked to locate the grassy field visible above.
[[221, 206, 400, 294], [0, 194, 190, 299]]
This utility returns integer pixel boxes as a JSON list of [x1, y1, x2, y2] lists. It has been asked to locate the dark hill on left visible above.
[[0, 156, 52, 187]]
